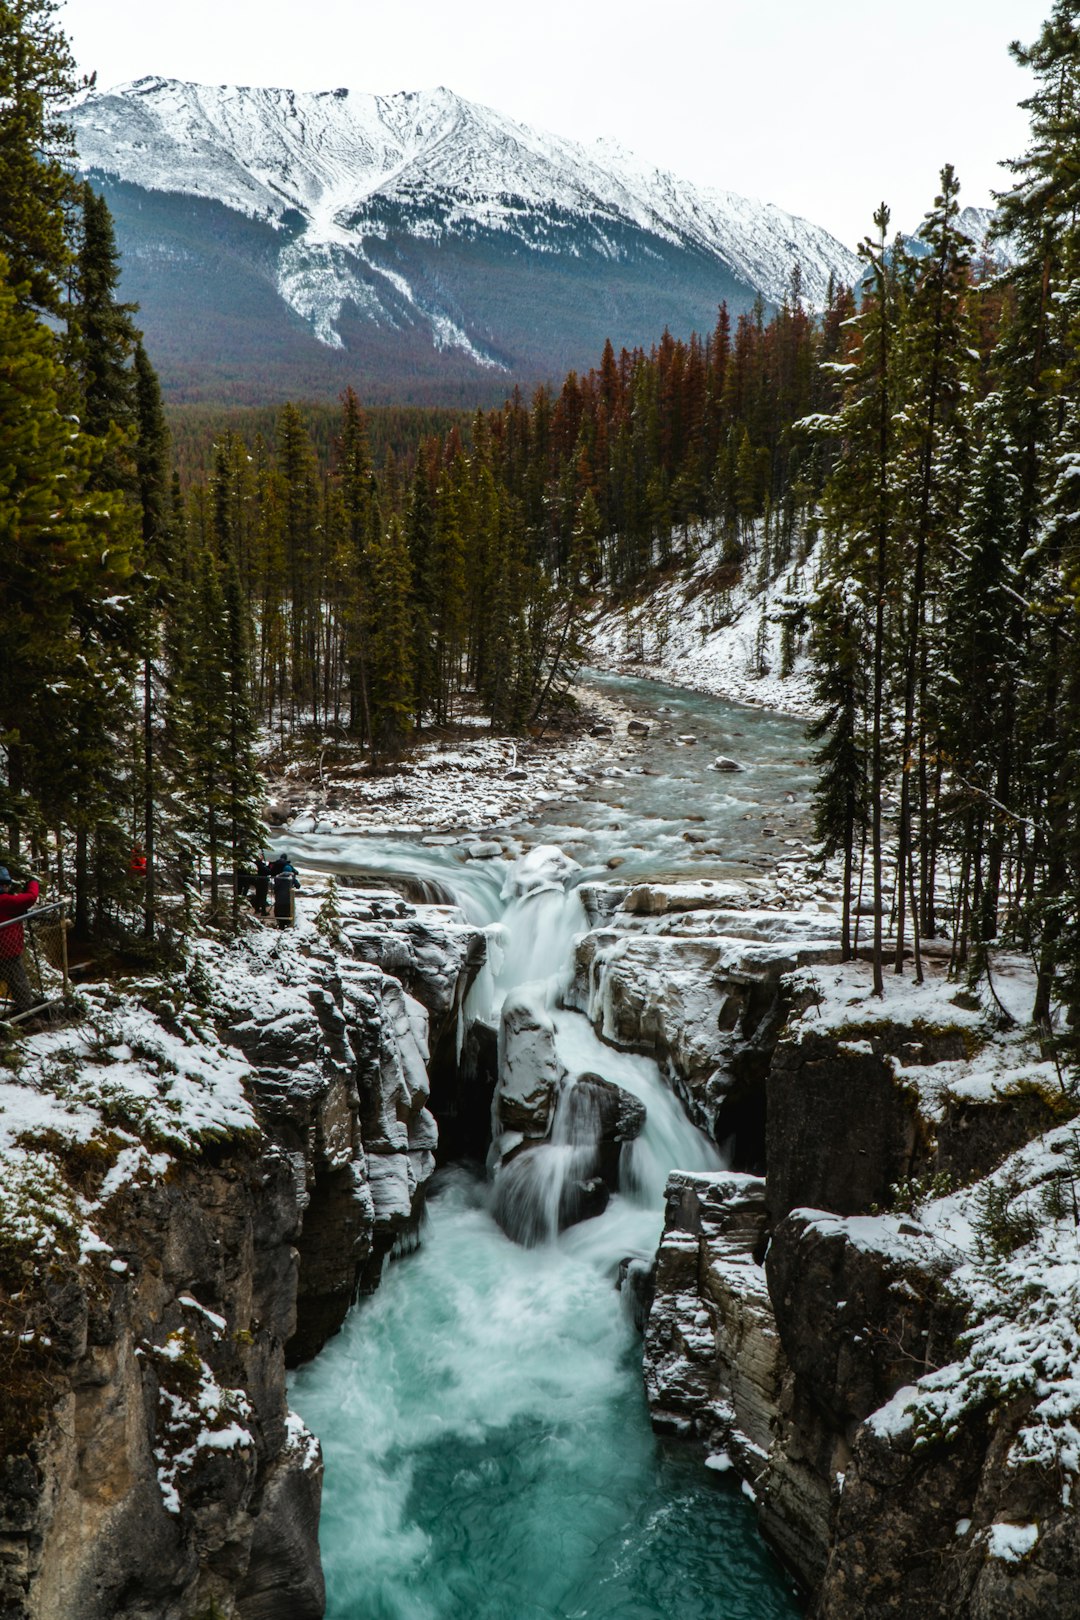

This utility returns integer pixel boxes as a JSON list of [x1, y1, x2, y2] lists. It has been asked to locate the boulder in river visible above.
[[500, 843, 582, 900], [628, 720, 650, 736], [465, 840, 502, 860], [564, 1071, 647, 1191], [713, 756, 744, 772], [558, 1175, 610, 1228], [590, 723, 615, 738], [494, 991, 566, 1144]]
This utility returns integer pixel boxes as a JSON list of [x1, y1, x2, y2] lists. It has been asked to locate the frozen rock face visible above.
[[644, 1171, 780, 1457], [489, 990, 646, 1246], [208, 928, 439, 1357], [0, 896, 483, 1620], [343, 895, 485, 1036], [500, 843, 582, 901], [493, 990, 566, 1149], [766, 1032, 923, 1224], [0, 1036, 322, 1620]]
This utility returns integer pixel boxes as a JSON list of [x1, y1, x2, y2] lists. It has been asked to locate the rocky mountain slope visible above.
[[70, 78, 863, 403]]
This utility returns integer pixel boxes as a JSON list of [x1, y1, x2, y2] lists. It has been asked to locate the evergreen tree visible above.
[[807, 578, 869, 959], [891, 165, 974, 976], [0, 256, 90, 851], [133, 342, 171, 939], [367, 515, 414, 756], [0, 0, 82, 312], [67, 184, 140, 451]]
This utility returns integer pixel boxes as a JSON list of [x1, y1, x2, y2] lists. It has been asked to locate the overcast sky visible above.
[[62, 0, 1049, 247]]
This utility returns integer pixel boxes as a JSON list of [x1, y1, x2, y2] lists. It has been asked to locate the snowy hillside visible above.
[[70, 79, 863, 400], [585, 525, 821, 720]]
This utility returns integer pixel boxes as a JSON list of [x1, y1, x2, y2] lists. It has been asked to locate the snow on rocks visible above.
[[500, 844, 582, 900], [494, 990, 566, 1150], [264, 684, 640, 838], [0, 884, 492, 1617]]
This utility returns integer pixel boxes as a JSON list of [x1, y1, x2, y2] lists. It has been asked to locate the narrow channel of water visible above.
[[288, 676, 811, 1619]]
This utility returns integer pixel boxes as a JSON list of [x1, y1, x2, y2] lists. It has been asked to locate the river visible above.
[[288, 674, 815, 1619]]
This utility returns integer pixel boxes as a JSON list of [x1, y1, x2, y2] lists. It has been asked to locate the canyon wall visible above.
[[580, 885, 1079, 1618], [0, 891, 482, 1620]]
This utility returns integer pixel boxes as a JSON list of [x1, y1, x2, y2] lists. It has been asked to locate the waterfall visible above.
[[478, 843, 723, 1254], [288, 672, 810, 1619]]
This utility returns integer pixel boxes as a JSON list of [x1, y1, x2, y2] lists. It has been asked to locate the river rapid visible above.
[[289, 674, 817, 1619]]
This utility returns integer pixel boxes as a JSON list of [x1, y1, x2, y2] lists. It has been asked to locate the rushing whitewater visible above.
[[289, 675, 810, 1618]]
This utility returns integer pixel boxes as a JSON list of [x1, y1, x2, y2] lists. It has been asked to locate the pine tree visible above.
[[807, 578, 869, 959], [0, 255, 91, 851], [133, 342, 171, 939], [337, 389, 375, 739], [939, 402, 1023, 969], [220, 558, 264, 927], [813, 204, 901, 994], [277, 404, 321, 720], [994, 2, 1080, 1029], [0, 0, 83, 313], [892, 165, 974, 977], [367, 515, 414, 757], [67, 185, 140, 444]]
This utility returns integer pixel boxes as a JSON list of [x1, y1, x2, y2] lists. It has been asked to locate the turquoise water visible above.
[[291, 1173, 801, 1620], [288, 675, 810, 1619]]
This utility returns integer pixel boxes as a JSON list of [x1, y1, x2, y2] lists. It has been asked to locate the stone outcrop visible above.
[[489, 990, 646, 1246], [641, 955, 1080, 1619], [766, 1032, 923, 1223], [3, 1143, 323, 1620], [0, 886, 483, 1620], [567, 889, 837, 1164], [493, 991, 566, 1153]]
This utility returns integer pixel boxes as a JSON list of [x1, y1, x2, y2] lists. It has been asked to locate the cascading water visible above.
[[288, 675, 809, 1619]]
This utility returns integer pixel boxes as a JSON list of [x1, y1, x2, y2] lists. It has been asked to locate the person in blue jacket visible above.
[[271, 856, 300, 927]]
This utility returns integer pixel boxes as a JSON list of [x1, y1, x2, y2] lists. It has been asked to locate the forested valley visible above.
[[3, 0, 1080, 1060]]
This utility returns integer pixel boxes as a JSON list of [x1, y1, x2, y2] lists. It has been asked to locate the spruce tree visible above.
[[132, 342, 171, 939], [0, 0, 82, 313], [367, 515, 414, 757], [892, 165, 973, 977], [807, 578, 869, 960]]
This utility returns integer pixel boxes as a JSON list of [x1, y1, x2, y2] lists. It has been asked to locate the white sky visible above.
[[61, 0, 1049, 247]]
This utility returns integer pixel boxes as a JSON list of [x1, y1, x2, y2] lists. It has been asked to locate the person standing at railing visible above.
[[0, 867, 40, 1013]]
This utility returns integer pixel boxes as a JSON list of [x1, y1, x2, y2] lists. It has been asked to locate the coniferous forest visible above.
[[3, 0, 1080, 1067]]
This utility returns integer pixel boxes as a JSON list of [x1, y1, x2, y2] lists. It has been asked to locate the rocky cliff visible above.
[[0, 886, 483, 1620], [632, 936, 1080, 1618]]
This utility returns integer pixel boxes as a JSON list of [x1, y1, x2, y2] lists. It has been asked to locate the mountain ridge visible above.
[[71, 78, 865, 402]]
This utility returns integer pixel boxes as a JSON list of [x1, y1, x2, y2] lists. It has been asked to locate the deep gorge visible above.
[[6, 673, 1074, 1620]]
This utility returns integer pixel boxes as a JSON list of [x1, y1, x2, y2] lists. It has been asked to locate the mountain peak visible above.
[[69, 77, 864, 402]]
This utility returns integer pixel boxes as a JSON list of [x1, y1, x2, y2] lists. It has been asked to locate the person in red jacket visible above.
[[0, 867, 40, 1014]]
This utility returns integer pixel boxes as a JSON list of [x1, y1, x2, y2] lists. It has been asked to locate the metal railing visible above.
[[0, 900, 70, 1024]]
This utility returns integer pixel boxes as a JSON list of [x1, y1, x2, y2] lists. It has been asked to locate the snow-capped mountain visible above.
[[901, 204, 1013, 266], [71, 78, 863, 403]]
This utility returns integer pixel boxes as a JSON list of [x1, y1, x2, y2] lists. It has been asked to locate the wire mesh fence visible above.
[[0, 901, 70, 1023]]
